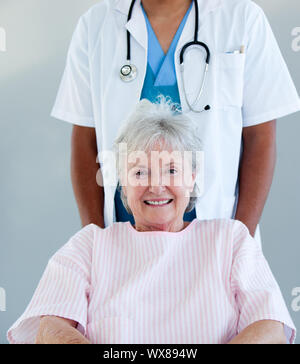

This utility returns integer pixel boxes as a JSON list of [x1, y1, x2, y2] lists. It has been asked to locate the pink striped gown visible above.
[[7, 219, 296, 344]]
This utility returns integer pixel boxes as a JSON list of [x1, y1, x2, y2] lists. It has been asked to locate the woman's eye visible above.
[[136, 170, 148, 178]]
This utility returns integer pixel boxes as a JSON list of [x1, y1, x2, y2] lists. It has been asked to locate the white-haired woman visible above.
[[7, 99, 296, 344]]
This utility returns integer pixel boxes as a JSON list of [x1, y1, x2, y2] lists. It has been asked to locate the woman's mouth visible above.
[[144, 199, 173, 207]]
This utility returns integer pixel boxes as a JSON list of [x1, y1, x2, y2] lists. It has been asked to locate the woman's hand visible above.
[[35, 315, 91, 344], [228, 320, 286, 344]]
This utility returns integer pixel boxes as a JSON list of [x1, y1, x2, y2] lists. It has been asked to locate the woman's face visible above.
[[121, 144, 196, 230]]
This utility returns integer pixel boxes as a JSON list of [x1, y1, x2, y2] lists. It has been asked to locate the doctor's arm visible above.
[[234, 120, 276, 237], [71, 125, 105, 228]]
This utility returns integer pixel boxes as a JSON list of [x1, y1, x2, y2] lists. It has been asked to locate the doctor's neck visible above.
[[141, 0, 192, 19]]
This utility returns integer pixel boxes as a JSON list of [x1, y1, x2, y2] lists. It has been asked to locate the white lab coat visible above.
[[51, 0, 300, 245]]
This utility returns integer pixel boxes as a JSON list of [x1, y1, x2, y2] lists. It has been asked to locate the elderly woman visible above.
[[7, 98, 296, 344]]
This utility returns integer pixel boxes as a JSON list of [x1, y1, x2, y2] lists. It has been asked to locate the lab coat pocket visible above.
[[217, 53, 245, 108]]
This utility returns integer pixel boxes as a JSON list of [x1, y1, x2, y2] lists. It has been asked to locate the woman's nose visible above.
[[148, 171, 166, 194], [148, 184, 166, 195]]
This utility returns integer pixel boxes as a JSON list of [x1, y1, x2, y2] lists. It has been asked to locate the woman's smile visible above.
[[144, 198, 174, 207]]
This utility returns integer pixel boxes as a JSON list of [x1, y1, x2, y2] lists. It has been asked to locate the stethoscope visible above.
[[120, 0, 211, 113]]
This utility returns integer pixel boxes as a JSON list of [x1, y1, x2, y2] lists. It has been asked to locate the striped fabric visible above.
[[7, 219, 296, 344]]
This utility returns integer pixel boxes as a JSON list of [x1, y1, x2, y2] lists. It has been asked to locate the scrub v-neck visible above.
[[141, 2, 193, 87]]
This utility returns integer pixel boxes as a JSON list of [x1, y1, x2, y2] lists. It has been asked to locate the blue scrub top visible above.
[[115, 2, 196, 223], [140, 2, 192, 106]]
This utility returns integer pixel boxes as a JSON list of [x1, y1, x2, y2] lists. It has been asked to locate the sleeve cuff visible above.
[[51, 108, 95, 128], [7, 303, 87, 344], [242, 100, 300, 127], [238, 314, 297, 344]]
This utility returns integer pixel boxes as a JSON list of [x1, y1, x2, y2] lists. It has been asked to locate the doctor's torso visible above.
[[52, 0, 300, 227]]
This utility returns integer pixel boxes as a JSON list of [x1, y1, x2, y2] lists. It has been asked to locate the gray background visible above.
[[0, 0, 299, 344]]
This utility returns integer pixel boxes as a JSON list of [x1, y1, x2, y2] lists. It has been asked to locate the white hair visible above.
[[113, 96, 203, 214]]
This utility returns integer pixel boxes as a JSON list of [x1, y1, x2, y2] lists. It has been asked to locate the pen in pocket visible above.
[[226, 45, 245, 54]]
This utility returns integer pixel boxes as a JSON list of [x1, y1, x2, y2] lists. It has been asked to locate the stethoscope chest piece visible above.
[[120, 63, 137, 82]]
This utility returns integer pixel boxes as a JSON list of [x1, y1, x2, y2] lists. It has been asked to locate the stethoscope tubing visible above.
[[122, 0, 211, 112], [126, 0, 137, 62]]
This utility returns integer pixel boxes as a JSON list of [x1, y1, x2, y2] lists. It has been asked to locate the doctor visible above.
[[51, 0, 300, 242]]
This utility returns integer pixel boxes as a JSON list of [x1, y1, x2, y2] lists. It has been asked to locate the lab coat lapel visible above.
[[105, 0, 147, 150], [177, 0, 223, 50], [114, 0, 223, 56], [114, 0, 147, 51], [115, 0, 223, 52]]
